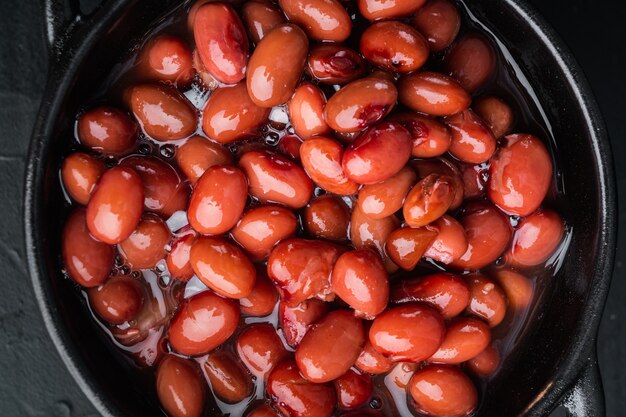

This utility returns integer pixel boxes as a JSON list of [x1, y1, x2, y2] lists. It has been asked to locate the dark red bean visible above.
[[492, 269, 534, 312], [473, 95, 514, 138], [506, 208, 565, 266], [300, 136, 359, 195], [444, 109, 497, 164], [398, 72, 470, 117], [280, 298, 329, 347], [355, 341, 393, 374], [412, 0, 461, 52], [466, 274, 507, 327], [413, 158, 465, 210], [279, 0, 352, 42], [403, 174, 456, 227], [201, 351, 253, 404], [237, 323, 289, 377], [303, 195, 351, 241], [424, 215, 468, 264], [141, 35, 194, 87], [390, 112, 451, 158], [409, 365, 477, 417], [156, 355, 205, 417], [277, 134, 304, 161], [385, 227, 438, 271], [358, 0, 426, 20], [176, 135, 232, 184], [240, 269, 279, 316], [444, 33, 496, 92], [166, 227, 197, 281], [460, 163, 487, 199], [307, 44, 366, 85], [118, 214, 171, 270], [241, 0, 285, 44], [467, 345, 500, 377], [88, 275, 144, 324], [334, 369, 373, 410], [288, 82, 331, 140], [61, 152, 105, 205], [350, 204, 400, 272], [429, 317, 491, 364], [77, 106, 137, 156], [357, 166, 416, 219]]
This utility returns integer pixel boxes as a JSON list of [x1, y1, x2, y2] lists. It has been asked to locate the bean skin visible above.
[[412, 0, 461, 52], [413, 158, 464, 210], [473, 95, 514, 138], [300, 136, 359, 195], [141, 35, 194, 87], [390, 112, 452, 158], [350, 204, 400, 272], [385, 226, 438, 270], [424, 215, 468, 264], [465, 274, 507, 327], [303, 195, 351, 241], [61, 152, 105, 205], [460, 163, 487, 199], [467, 345, 500, 377], [77, 106, 138, 156], [398, 72, 470, 117], [403, 174, 457, 227], [506, 208, 565, 266], [409, 365, 477, 417], [429, 317, 491, 364], [444, 109, 497, 164], [444, 33, 496, 92], [288, 82, 331, 140], [492, 269, 534, 312], [88, 275, 144, 324], [241, 0, 285, 44], [357, 166, 417, 219], [280, 298, 329, 347], [334, 369, 373, 410], [279, 0, 352, 42], [307, 44, 367, 85], [156, 356, 205, 417], [239, 268, 279, 316], [166, 227, 197, 281], [358, 0, 426, 21], [201, 351, 253, 404], [176, 135, 232, 184], [237, 323, 289, 377], [118, 214, 171, 270]]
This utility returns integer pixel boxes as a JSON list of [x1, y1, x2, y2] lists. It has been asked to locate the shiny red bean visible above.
[[325, 78, 398, 133], [473, 96, 514, 138], [141, 35, 194, 87], [390, 112, 451, 158], [241, 0, 285, 44], [240, 269, 279, 316], [350, 204, 399, 271], [156, 355, 205, 417], [166, 227, 197, 281], [355, 341, 393, 374], [86, 166, 144, 244], [247, 24, 309, 107], [168, 291, 240, 356], [176, 135, 232, 184], [445, 109, 497, 164], [61, 152, 105, 205], [413, 158, 465, 210], [385, 227, 438, 271], [424, 215, 468, 264], [278, 134, 304, 161], [307, 44, 367, 85], [391, 273, 470, 319], [398, 72, 470, 117], [429, 317, 491, 364], [488, 134, 553, 216], [300, 137, 359, 195], [239, 150, 314, 209], [358, 0, 426, 20], [237, 323, 289, 376], [77, 106, 137, 156], [460, 163, 487, 199], [334, 370, 373, 410], [357, 166, 417, 219], [193, 2, 248, 84], [279, 0, 351, 42], [303, 195, 351, 241], [246, 405, 281, 417], [466, 274, 507, 327], [88, 275, 144, 324], [360, 21, 429, 73], [280, 298, 329, 347], [412, 0, 461, 52], [403, 174, 456, 227], [492, 269, 534, 311], [444, 33, 496, 92], [201, 351, 253, 404], [409, 365, 477, 417], [288, 83, 331, 140], [467, 345, 500, 377], [118, 214, 171, 269], [507, 208, 564, 266]]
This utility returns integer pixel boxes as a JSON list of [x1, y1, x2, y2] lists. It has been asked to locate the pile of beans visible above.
[[59, 0, 567, 416]]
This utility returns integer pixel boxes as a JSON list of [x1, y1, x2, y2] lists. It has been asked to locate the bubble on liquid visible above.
[[138, 142, 152, 155], [120, 265, 131, 275], [268, 106, 289, 130], [131, 271, 141, 279], [287, 125, 295, 134], [115, 255, 124, 266], [314, 187, 326, 197], [158, 274, 171, 288], [228, 143, 239, 154], [156, 263, 166, 273], [509, 215, 521, 227], [160, 144, 175, 159], [369, 397, 382, 409], [105, 157, 117, 168], [495, 257, 504, 266], [265, 132, 280, 146]]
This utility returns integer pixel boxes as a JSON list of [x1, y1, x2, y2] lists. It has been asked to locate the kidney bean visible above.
[[118, 214, 171, 269], [307, 44, 367, 85], [351, 205, 399, 272], [334, 369, 373, 410], [391, 273, 470, 319], [488, 134, 553, 216], [278, 134, 304, 161], [86, 166, 143, 244], [467, 344, 500, 377], [176, 136, 232, 184], [343, 121, 412, 184], [237, 323, 289, 377], [331, 249, 389, 319], [246, 405, 281, 417], [444, 33, 496, 92], [268, 238, 344, 306], [355, 341, 393, 374], [460, 163, 487, 199], [247, 24, 308, 107], [424, 215, 468, 264], [403, 174, 456, 227], [288, 83, 331, 140], [326, 78, 398, 134], [474, 96, 514, 138], [77, 106, 138, 156], [413, 158, 465, 209], [61, 152, 105, 205], [303, 195, 350, 241], [190, 236, 256, 299], [492, 269, 534, 311], [192, 48, 220, 90], [465, 274, 507, 327], [156, 355, 205, 417], [239, 150, 314, 209], [267, 360, 336, 417], [409, 365, 477, 417], [187, 165, 247, 234], [121, 155, 189, 217], [127, 84, 197, 141], [358, 0, 426, 20], [141, 35, 194, 87], [166, 227, 197, 281], [429, 317, 491, 364], [88, 275, 144, 324], [240, 269, 279, 316], [231, 205, 298, 260], [360, 21, 430, 73], [300, 137, 359, 195], [201, 351, 252, 404], [296, 310, 365, 382], [279, 0, 351, 41], [390, 112, 451, 158], [280, 298, 329, 347], [398, 72, 470, 117], [357, 166, 417, 219], [507, 208, 565, 266], [413, 0, 461, 52], [168, 291, 240, 356], [385, 227, 438, 271], [445, 109, 497, 164], [193, 2, 248, 84], [451, 201, 512, 270], [241, 0, 285, 44]]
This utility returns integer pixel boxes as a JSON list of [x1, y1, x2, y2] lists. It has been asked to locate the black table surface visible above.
[[1, 0, 624, 416]]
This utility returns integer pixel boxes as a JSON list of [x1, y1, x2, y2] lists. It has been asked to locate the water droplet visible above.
[[131, 271, 140, 279], [138, 142, 152, 155], [120, 266, 130, 275], [160, 144, 175, 159], [495, 257, 504, 266], [287, 126, 295, 134], [369, 397, 382, 409], [158, 274, 171, 288], [265, 132, 280, 146]]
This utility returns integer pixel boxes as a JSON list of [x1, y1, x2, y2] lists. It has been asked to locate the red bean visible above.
[[388, 362, 419, 390], [334, 369, 373, 410], [237, 323, 289, 377], [473, 96, 514, 138], [277, 134, 303, 161], [247, 24, 309, 107], [391, 273, 470, 319], [192, 48, 219, 91], [413, 0, 461, 52], [88, 275, 144, 324], [141, 35, 194, 87], [398, 72, 470, 117], [168, 291, 240, 356], [385, 227, 438, 270], [300, 137, 359, 195], [296, 310, 366, 382], [288, 83, 331, 140], [424, 215, 468, 264], [429, 317, 491, 364], [86, 166, 144, 244], [127, 84, 198, 141], [239, 150, 314, 209], [279, 0, 352, 42], [239, 269, 279, 316], [156, 355, 205, 417], [325, 78, 398, 133], [355, 341, 393, 374], [193, 2, 249, 84], [268, 238, 344, 306], [445, 109, 497, 164], [357, 166, 417, 219], [280, 298, 329, 347], [370, 304, 445, 362], [409, 365, 477, 417], [360, 21, 430, 73], [507, 208, 565, 266], [358, 0, 426, 20], [307, 44, 367, 85], [460, 163, 487, 199], [492, 269, 534, 311], [77, 106, 137, 156], [231, 205, 298, 260], [466, 274, 507, 327], [444, 33, 496, 92], [413, 158, 465, 210], [350, 204, 400, 272], [452, 201, 512, 270], [267, 360, 336, 417], [343, 121, 412, 184], [176, 135, 232, 184], [202, 82, 270, 144], [303, 195, 351, 241], [390, 112, 451, 158], [190, 236, 256, 299], [241, 0, 285, 44], [61, 152, 105, 205], [201, 351, 252, 404], [166, 227, 197, 281], [403, 174, 456, 227], [331, 249, 389, 319], [467, 345, 500, 377], [118, 214, 171, 269], [246, 405, 281, 417], [488, 134, 553, 216]]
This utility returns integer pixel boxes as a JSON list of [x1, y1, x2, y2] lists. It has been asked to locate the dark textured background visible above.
[[1, 0, 624, 416]]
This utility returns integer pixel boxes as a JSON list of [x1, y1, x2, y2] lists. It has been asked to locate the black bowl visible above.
[[25, 0, 617, 416]]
